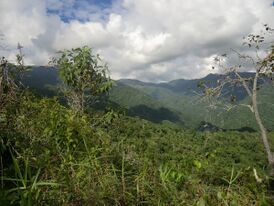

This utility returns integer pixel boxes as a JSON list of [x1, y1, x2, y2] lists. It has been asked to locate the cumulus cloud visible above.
[[0, 0, 273, 82]]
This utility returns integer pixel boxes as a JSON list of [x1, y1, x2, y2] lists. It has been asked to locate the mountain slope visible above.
[[22, 66, 59, 96], [22, 67, 274, 130], [109, 82, 184, 125], [118, 75, 274, 130]]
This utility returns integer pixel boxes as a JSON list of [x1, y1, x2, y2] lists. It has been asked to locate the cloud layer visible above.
[[0, 0, 273, 81]]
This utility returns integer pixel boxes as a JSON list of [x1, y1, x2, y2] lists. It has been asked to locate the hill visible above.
[[22, 67, 274, 130], [117, 74, 274, 131]]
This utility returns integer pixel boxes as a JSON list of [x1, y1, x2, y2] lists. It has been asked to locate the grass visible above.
[[0, 96, 273, 205]]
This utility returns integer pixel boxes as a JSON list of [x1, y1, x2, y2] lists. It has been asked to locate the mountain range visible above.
[[22, 66, 274, 131]]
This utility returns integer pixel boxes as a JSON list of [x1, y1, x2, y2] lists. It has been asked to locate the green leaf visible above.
[[197, 197, 206, 206], [194, 160, 202, 169]]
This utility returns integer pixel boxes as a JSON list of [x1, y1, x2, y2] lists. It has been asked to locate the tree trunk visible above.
[[252, 71, 274, 172]]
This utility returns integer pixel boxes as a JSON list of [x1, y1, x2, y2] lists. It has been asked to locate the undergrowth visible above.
[[0, 95, 272, 205]]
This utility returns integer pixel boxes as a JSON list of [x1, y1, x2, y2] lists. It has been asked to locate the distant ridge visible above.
[[21, 67, 274, 130]]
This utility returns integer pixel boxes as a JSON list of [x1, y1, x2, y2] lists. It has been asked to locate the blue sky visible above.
[[47, 0, 115, 22]]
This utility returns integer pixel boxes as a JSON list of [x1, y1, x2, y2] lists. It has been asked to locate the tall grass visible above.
[[0, 96, 272, 205]]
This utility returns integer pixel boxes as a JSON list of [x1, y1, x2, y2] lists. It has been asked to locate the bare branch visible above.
[[239, 104, 253, 112], [233, 70, 253, 97]]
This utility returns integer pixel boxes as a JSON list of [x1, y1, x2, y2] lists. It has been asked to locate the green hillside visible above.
[[109, 82, 184, 125], [21, 67, 274, 131], [116, 80, 204, 127], [209, 84, 274, 131], [2, 49, 274, 205], [109, 82, 163, 109], [117, 78, 274, 131], [2, 95, 273, 205]]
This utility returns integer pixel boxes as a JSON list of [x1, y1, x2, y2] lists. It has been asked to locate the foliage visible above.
[[3, 151, 59, 205], [1, 91, 273, 205], [21, 65, 274, 130], [1, 41, 274, 205], [50, 46, 112, 112], [0, 55, 25, 113], [0, 50, 28, 171], [198, 25, 274, 172]]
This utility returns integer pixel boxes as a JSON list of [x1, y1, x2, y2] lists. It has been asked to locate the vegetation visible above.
[[112, 76, 274, 130], [200, 25, 274, 175], [50, 46, 112, 112], [0, 40, 274, 206], [1, 94, 273, 205], [23, 68, 274, 130]]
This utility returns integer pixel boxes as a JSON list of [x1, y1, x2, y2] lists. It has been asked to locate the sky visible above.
[[0, 0, 274, 82]]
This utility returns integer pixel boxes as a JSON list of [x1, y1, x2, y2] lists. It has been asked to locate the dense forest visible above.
[[0, 29, 274, 206], [23, 67, 274, 131]]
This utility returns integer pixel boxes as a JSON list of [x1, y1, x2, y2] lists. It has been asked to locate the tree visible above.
[[200, 25, 274, 175], [0, 44, 27, 147], [0, 44, 26, 113], [50, 46, 112, 113]]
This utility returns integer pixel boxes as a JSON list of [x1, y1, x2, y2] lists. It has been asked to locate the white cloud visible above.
[[0, 0, 273, 81]]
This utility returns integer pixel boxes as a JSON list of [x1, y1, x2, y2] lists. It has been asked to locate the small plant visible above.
[[159, 164, 184, 186], [3, 150, 59, 205], [222, 166, 242, 193]]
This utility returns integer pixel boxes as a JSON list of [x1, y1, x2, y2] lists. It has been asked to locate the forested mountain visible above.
[[1, 0, 273, 204], [118, 72, 261, 100], [1, 45, 273, 205], [116, 76, 274, 131], [23, 67, 274, 131]]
